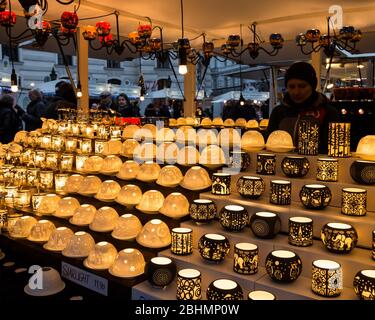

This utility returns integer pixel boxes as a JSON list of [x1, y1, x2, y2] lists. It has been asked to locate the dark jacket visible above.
[[21, 98, 46, 131], [44, 96, 64, 119], [266, 91, 340, 153], [0, 104, 21, 143], [118, 104, 141, 117]]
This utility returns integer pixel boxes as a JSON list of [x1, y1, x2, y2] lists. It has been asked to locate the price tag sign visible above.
[[61, 262, 108, 296]]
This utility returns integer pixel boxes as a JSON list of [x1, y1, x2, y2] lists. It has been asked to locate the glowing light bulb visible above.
[[179, 65, 188, 75]]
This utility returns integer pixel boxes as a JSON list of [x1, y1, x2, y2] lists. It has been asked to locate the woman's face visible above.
[[118, 96, 127, 107], [287, 79, 313, 104]]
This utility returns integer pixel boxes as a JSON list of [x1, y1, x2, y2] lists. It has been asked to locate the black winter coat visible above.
[[0, 105, 21, 143], [22, 99, 46, 131]]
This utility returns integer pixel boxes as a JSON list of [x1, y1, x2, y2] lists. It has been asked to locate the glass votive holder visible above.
[[265, 250, 302, 283], [256, 153, 276, 175], [5, 186, 18, 207], [270, 180, 291, 205], [26, 168, 40, 187], [31, 193, 46, 212], [312, 260, 342, 297], [219, 205, 249, 232], [206, 279, 243, 300], [299, 184, 332, 210], [353, 270, 375, 300], [55, 174, 69, 194], [0, 209, 8, 230], [211, 173, 231, 195], [1, 164, 14, 183], [317, 158, 338, 182], [51, 135, 65, 152], [40, 135, 52, 149], [71, 123, 80, 136], [94, 140, 106, 155], [171, 227, 193, 255], [281, 156, 310, 178], [60, 154, 74, 171], [189, 199, 217, 224], [341, 188, 367, 216], [198, 233, 230, 263], [20, 149, 35, 165], [321, 222, 358, 253], [176, 269, 201, 300], [83, 125, 95, 139], [236, 176, 265, 199], [96, 125, 109, 139], [46, 152, 59, 170], [13, 166, 27, 187], [229, 150, 251, 171], [145, 257, 177, 289], [248, 290, 276, 300], [110, 126, 122, 139], [288, 217, 313, 247], [65, 137, 78, 152], [15, 189, 31, 208], [35, 150, 46, 168], [39, 171, 54, 190], [233, 243, 258, 275], [250, 212, 281, 239], [80, 138, 93, 154], [75, 154, 89, 171]]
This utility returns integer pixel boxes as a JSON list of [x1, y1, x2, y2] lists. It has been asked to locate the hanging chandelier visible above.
[[220, 22, 284, 60], [296, 16, 362, 56]]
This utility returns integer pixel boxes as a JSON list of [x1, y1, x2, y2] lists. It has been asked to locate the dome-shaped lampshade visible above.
[[177, 146, 200, 166], [63, 174, 84, 194], [136, 190, 165, 214], [355, 135, 375, 160], [159, 192, 190, 219], [156, 128, 175, 142], [109, 248, 146, 278], [115, 184, 142, 208], [260, 119, 269, 128], [235, 118, 247, 127], [36, 194, 61, 215], [180, 166, 211, 191], [223, 118, 235, 127], [83, 156, 104, 173], [136, 219, 171, 248], [197, 129, 218, 145], [100, 156, 122, 175], [218, 128, 241, 147], [102, 139, 122, 156], [121, 139, 140, 158], [54, 197, 80, 218], [62, 231, 95, 258], [176, 117, 186, 126], [201, 118, 212, 127], [212, 117, 224, 126], [112, 214, 142, 240], [247, 119, 259, 129], [241, 130, 265, 152], [27, 220, 56, 242], [156, 142, 179, 164], [141, 124, 157, 140], [199, 145, 226, 169], [83, 241, 118, 270], [134, 142, 157, 162], [136, 161, 161, 182], [122, 125, 140, 140], [78, 176, 102, 196], [169, 118, 177, 126], [23, 267, 65, 297], [43, 227, 74, 252], [89, 206, 119, 232], [69, 204, 96, 226], [156, 165, 183, 187], [175, 126, 197, 144], [95, 180, 121, 201], [185, 117, 195, 126], [266, 130, 295, 152], [116, 160, 140, 180], [9, 215, 38, 238]]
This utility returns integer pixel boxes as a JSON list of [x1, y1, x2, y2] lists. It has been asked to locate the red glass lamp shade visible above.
[[100, 34, 114, 46], [137, 24, 152, 39], [0, 10, 16, 27], [61, 11, 79, 30], [96, 21, 111, 36]]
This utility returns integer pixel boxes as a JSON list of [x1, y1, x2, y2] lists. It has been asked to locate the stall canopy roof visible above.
[[212, 90, 269, 103], [145, 88, 205, 100], [6, 1, 375, 64]]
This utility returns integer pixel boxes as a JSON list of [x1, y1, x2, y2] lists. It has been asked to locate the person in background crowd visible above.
[[98, 91, 117, 116], [15, 89, 46, 131], [117, 93, 140, 117], [144, 103, 158, 117], [158, 100, 171, 118], [0, 94, 22, 143], [266, 61, 339, 153], [44, 82, 76, 119], [172, 100, 183, 118]]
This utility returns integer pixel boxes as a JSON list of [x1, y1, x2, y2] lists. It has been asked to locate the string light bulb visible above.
[[11, 68, 18, 93], [76, 82, 82, 98]]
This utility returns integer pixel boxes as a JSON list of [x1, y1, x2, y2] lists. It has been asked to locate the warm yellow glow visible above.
[[213, 279, 237, 290], [235, 243, 257, 251], [272, 250, 295, 259]]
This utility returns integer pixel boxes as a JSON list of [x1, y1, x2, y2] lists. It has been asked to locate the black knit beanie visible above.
[[285, 62, 318, 90]]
